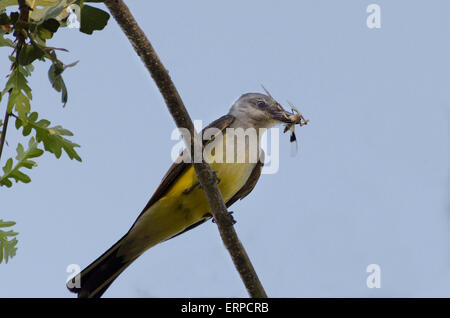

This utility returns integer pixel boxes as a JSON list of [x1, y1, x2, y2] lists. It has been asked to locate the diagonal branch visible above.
[[0, 106, 10, 161], [104, 0, 267, 298]]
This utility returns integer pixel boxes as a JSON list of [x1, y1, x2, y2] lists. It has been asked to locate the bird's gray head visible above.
[[228, 93, 297, 129]]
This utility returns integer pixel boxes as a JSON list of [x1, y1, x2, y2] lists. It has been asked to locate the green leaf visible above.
[[33, 18, 61, 44], [41, 18, 60, 33], [15, 112, 82, 161], [0, 12, 10, 25], [5, 67, 32, 99], [48, 60, 78, 106], [18, 44, 45, 66], [9, 12, 19, 24], [0, 221, 15, 228], [20, 63, 35, 77], [3, 67, 33, 121], [0, 220, 18, 264], [79, 4, 109, 35], [0, 0, 17, 11], [0, 29, 14, 48], [37, 26, 53, 41], [0, 137, 44, 188], [8, 90, 30, 119], [31, 0, 77, 24]]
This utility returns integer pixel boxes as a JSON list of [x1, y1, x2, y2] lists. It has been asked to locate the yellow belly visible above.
[[118, 161, 255, 259]]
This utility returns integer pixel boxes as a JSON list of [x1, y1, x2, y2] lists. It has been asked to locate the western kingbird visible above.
[[67, 92, 303, 298]]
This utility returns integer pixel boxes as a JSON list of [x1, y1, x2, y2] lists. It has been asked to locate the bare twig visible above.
[[0, 107, 10, 161], [104, 0, 267, 298]]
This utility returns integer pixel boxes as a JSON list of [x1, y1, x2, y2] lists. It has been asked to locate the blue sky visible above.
[[1, 0, 449, 297]]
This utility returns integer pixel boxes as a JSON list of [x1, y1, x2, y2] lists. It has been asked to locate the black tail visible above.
[[67, 236, 135, 298]]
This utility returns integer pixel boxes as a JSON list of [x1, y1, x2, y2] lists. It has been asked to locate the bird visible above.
[[67, 92, 302, 298]]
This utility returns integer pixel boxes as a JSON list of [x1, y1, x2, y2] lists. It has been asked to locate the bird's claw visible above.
[[212, 211, 236, 226], [226, 211, 236, 225], [212, 170, 221, 184]]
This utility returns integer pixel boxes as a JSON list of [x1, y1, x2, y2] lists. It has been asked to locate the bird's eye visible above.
[[256, 101, 266, 108]]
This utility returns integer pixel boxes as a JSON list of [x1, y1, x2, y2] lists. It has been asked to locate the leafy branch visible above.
[[0, 219, 18, 264], [0, 136, 43, 187], [14, 112, 81, 161], [0, 0, 110, 262]]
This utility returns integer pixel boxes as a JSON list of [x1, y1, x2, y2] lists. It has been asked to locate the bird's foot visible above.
[[212, 211, 236, 226], [226, 211, 236, 225], [212, 170, 221, 184]]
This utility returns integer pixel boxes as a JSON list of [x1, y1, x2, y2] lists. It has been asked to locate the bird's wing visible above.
[[225, 158, 264, 207], [136, 114, 236, 217], [167, 151, 264, 240]]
